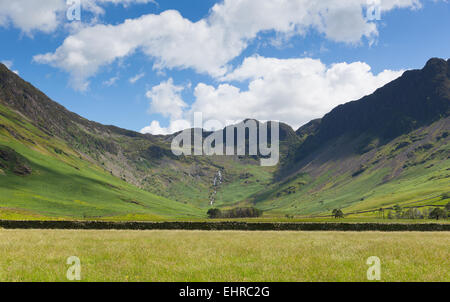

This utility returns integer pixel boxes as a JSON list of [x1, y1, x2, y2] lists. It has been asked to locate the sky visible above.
[[0, 0, 449, 134]]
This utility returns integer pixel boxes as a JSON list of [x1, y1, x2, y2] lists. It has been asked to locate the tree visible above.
[[393, 205, 403, 218], [404, 208, 422, 219], [387, 211, 394, 219], [207, 208, 222, 219], [445, 202, 450, 212], [428, 208, 447, 220], [332, 209, 344, 219]]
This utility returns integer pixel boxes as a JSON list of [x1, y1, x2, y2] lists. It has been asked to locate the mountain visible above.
[[282, 58, 449, 176], [0, 58, 449, 220], [257, 58, 449, 215], [0, 63, 275, 218]]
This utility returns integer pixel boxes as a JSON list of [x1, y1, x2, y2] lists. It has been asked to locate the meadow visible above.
[[0, 229, 448, 282]]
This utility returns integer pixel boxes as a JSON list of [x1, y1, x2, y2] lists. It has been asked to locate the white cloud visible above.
[[140, 120, 190, 135], [0, 0, 157, 34], [0, 0, 66, 34], [34, 0, 422, 90], [192, 57, 404, 129], [141, 57, 404, 134], [129, 72, 145, 84], [145, 78, 188, 120], [33, 10, 234, 90], [102, 76, 119, 86], [140, 78, 195, 135]]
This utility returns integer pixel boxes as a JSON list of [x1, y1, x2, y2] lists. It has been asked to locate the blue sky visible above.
[[0, 0, 449, 134]]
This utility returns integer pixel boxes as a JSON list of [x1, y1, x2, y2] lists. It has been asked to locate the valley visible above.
[[0, 58, 449, 221]]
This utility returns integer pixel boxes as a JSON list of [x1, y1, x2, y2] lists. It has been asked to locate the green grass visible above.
[[0, 104, 203, 220], [0, 229, 448, 282], [250, 123, 450, 217]]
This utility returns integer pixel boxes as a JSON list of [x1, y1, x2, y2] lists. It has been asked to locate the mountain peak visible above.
[[422, 57, 449, 76]]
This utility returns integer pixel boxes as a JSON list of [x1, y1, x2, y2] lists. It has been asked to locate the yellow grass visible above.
[[0, 229, 448, 282]]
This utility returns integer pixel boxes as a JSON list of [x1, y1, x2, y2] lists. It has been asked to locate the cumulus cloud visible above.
[[34, 10, 235, 90], [145, 78, 188, 120], [141, 57, 404, 134], [202, 56, 404, 129], [140, 120, 190, 135], [0, 0, 157, 34], [140, 78, 194, 135], [129, 72, 145, 84], [0, 0, 66, 34], [34, 0, 422, 90]]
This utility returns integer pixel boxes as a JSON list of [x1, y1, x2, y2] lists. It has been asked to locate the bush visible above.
[[387, 211, 394, 219], [332, 209, 344, 219], [222, 207, 263, 219], [207, 207, 263, 219], [207, 208, 222, 219], [429, 208, 448, 220], [393, 205, 403, 218]]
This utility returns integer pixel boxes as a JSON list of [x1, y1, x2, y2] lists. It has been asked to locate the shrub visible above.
[[387, 211, 394, 219], [207, 207, 263, 219], [445, 202, 450, 212], [207, 208, 222, 219], [222, 207, 263, 219], [429, 208, 447, 220], [332, 209, 344, 219], [393, 205, 403, 218]]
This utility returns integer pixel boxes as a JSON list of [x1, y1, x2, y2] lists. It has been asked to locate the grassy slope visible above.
[[250, 119, 450, 217], [0, 229, 448, 282], [0, 103, 203, 220], [141, 154, 275, 209]]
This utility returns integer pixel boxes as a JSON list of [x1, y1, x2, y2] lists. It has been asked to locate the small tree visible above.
[[445, 202, 450, 212], [207, 208, 222, 219], [387, 211, 394, 219], [429, 208, 447, 220], [393, 205, 403, 219], [332, 209, 344, 219]]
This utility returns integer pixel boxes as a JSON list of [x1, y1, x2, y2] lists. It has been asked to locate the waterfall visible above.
[[210, 170, 223, 206]]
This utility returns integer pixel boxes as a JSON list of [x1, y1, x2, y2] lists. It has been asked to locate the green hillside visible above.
[[251, 118, 450, 217], [0, 103, 203, 220]]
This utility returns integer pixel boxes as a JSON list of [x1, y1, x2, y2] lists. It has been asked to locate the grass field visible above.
[[0, 229, 448, 282]]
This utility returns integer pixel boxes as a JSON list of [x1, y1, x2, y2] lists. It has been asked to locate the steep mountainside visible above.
[[258, 58, 450, 216], [281, 58, 450, 177], [0, 99, 202, 220]]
